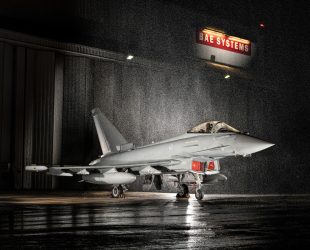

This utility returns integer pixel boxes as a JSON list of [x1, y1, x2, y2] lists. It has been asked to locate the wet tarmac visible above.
[[0, 192, 310, 249]]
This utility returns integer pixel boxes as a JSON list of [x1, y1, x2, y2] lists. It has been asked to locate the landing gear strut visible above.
[[176, 183, 190, 198], [194, 173, 204, 201], [111, 185, 125, 198]]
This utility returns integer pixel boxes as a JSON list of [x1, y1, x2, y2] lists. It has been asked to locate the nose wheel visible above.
[[195, 189, 204, 200], [111, 185, 125, 198]]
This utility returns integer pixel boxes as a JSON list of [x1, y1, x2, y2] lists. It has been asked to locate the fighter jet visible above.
[[26, 108, 274, 200]]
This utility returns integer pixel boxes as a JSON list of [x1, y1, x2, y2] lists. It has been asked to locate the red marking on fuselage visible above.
[[207, 161, 215, 170]]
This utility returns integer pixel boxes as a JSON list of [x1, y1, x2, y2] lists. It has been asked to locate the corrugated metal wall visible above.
[[0, 42, 14, 189], [27, 50, 60, 189], [62, 56, 92, 165], [0, 42, 64, 190]]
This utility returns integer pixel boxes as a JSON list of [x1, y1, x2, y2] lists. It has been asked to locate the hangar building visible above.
[[0, 0, 307, 193]]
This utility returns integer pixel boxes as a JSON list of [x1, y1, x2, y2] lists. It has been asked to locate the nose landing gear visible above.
[[195, 189, 204, 200], [194, 173, 204, 200]]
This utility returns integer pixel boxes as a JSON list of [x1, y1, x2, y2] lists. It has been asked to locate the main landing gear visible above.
[[111, 185, 126, 198], [176, 183, 190, 198], [176, 174, 205, 200], [176, 183, 204, 200]]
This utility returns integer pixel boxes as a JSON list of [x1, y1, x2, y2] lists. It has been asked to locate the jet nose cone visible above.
[[235, 134, 274, 156]]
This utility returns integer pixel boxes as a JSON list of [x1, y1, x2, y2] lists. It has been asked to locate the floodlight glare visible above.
[[126, 55, 134, 60]]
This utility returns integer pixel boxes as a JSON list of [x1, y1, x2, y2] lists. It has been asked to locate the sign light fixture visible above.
[[126, 55, 134, 60]]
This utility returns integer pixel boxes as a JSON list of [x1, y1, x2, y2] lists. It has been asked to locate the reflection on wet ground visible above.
[[0, 192, 310, 249]]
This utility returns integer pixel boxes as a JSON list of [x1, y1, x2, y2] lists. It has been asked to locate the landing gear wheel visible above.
[[111, 185, 123, 198], [195, 189, 204, 200], [176, 184, 190, 198]]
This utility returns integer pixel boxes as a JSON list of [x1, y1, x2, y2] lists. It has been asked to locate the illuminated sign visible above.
[[197, 29, 251, 56]]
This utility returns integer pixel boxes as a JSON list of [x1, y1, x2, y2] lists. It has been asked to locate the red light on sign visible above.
[[259, 23, 265, 28]]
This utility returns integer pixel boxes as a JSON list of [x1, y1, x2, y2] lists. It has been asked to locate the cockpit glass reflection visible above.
[[187, 121, 240, 134]]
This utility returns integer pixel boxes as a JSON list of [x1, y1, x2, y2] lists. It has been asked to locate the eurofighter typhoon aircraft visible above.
[[26, 108, 274, 200]]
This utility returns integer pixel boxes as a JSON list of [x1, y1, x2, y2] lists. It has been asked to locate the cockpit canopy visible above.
[[187, 121, 240, 134]]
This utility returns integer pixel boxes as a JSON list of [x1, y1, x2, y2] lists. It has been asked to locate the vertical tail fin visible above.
[[91, 108, 127, 154]]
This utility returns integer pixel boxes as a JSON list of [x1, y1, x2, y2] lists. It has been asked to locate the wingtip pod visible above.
[[25, 165, 48, 172]]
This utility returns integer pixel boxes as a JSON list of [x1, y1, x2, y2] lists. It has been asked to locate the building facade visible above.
[[0, 0, 306, 193]]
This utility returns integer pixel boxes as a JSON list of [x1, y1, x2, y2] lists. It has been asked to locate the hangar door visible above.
[[0, 42, 63, 190]]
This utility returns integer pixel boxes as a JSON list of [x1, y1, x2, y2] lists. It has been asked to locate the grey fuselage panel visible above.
[[96, 133, 237, 168]]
